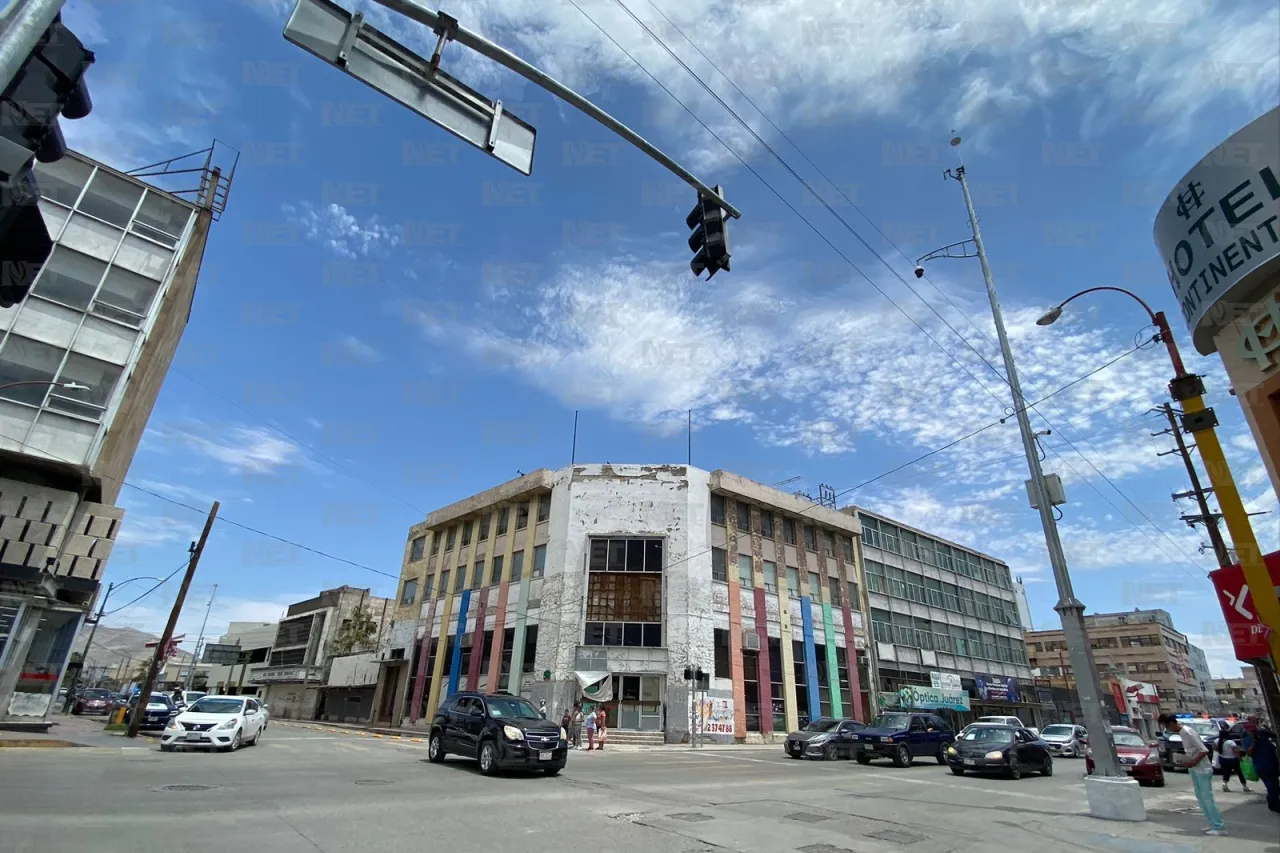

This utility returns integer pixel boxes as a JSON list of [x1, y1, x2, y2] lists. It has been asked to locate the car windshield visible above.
[[961, 726, 1014, 743], [1186, 721, 1218, 737], [144, 695, 173, 707], [1041, 725, 1074, 737], [187, 698, 243, 714], [83, 689, 110, 699], [1114, 732, 1146, 747], [870, 713, 911, 730], [487, 697, 541, 720], [804, 719, 841, 732]]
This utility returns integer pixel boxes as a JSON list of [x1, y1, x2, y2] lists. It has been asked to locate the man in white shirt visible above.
[[1217, 731, 1252, 793], [1160, 714, 1226, 836]]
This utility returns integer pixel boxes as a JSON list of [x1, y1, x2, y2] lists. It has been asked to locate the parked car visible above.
[[947, 724, 1052, 779], [977, 715, 1039, 737], [784, 718, 866, 760], [1039, 723, 1088, 758], [170, 690, 206, 710], [125, 693, 179, 731], [853, 712, 954, 767], [72, 688, 113, 716], [427, 691, 568, 776], [160, 695, 267, 752], [1087, 726, 1164, 787]]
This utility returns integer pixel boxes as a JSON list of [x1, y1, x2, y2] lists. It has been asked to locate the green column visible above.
[[822, 602, 842, 718]]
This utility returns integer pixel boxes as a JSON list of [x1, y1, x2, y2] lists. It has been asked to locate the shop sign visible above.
[[896, 685, 970, 712], [975, 674, 1021, 703], [690, 695, 734, 735], [930, 671, 962, 691]]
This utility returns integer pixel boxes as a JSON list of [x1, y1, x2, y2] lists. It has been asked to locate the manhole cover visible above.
[[161, 784, 213, 792], [354, 779, 393, 786], [799, 846, 854, 853], [786, 813, 831, 824], [669, 813, 714, 822], [865, 829, 926, 845]]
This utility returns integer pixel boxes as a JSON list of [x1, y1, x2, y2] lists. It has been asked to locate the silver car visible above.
[[1039, 723, 1088, 757]]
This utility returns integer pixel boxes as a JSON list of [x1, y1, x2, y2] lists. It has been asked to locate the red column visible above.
[[466, 588, 489, 690], [484, 582, 511, 692], [407, 598, 437, 724], [728, 580, 746, 739], [753, 587, 773, 735]]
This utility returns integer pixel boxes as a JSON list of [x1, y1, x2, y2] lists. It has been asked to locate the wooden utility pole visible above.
[[127, 502, 219, 738], [1153, 404, 1232, 567]]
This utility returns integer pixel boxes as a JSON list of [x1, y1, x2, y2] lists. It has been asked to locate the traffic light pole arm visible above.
[[369, 0, 741, 219], [0, 0, 65, 94]]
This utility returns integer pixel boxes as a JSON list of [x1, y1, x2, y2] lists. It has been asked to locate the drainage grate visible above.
[[799, 846, 854, 853], [785, 813, 832, 824], [669, 813, 714, 823], [865, 829, 926, 845], [354, 780, 393, 786], [161, 784, 213, 792]]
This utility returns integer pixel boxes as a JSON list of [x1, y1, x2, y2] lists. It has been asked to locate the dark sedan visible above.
[[784, 718, 866, 760], [947, 724, 1053, 779], [125, 694, 179, 731], [72, 688, 113, 715]]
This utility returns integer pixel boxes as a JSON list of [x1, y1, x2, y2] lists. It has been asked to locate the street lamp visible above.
[[1037, 286, 1280, 674], [918, 137, 1132, 816], [60, 576, 163, 712]]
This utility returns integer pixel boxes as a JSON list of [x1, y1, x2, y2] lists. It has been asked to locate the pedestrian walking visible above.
[[597, 705, 608, 751], [585, 706, 598, 750], [570, 703, 584, 749], [560, 707, 572, 740], [1160, 713, 1226, 836], [1217, 732, 1251, 792], [1241, 715, 1280, 814]]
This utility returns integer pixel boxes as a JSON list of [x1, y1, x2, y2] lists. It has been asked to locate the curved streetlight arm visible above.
[[916, 239, 979, 265], [1051, 286, 1157, 324], [1046, 286, 1187, 378], [0, 380, 92, 392]]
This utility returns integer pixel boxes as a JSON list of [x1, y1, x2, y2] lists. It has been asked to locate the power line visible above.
[[101, 559, 191, 616]]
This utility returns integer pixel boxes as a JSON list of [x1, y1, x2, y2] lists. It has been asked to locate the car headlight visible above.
[[984, 750, 1006, 760], [946, 746, 957, 755], [808, 735, 830, 746], [1144, 749, 1161, 764], [560, 727, 568, 741], [880, 736, 894, 743], [216, 718, 239, 731], [165, 720, 181, 731], [503, 725, 524, 741]]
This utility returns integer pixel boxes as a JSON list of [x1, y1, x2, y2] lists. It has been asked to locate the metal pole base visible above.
[[1084, 776, 1147, 821]]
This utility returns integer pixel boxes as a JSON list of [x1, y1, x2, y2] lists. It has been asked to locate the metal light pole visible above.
[[184, 584, 218, 692], [0, 0, 66, 93], [60, 575, 161, 712], [920, 141, 1122, 782]]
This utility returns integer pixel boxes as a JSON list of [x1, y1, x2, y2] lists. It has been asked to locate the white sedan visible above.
[[160, 695, 267, 752]]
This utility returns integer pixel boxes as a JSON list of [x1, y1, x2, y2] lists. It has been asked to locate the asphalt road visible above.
[[2, 723, 1276, 853]]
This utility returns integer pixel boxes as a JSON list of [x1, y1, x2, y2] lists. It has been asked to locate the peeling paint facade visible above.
[[376, 464, 875, 744]]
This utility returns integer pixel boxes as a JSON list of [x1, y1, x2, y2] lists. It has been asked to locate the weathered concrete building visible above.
[[373, 465, 873, 744], [0, 147, 229, 728]]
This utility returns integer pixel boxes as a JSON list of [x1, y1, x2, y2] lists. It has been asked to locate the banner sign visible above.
[[1209, 550, 1280, 661], [896, 685, 970, 712], [690, 696, 734, 735], [975, 674, 1021, 703], [930, 671, 962, 691]]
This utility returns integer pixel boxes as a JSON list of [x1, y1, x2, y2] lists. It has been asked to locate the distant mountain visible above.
[[75, 625, 194, 679]]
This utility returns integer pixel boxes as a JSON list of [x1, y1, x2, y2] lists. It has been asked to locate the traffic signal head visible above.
[[686, 186, 730, 279]]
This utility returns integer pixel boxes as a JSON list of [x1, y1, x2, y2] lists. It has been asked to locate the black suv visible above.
[[428, 692, 568, 776]]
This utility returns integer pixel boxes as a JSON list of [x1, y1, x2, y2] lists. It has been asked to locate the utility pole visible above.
[[60, 581, 113, 712], [127, 502, 218, 739], [1154, 403, 1232, 568], [185, 584, 218, 691]]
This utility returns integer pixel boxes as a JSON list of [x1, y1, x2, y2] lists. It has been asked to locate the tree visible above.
[[329, 606, 378, 656]]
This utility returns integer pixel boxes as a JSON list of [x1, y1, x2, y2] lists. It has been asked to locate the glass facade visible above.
[[0, 155, 196, 467]]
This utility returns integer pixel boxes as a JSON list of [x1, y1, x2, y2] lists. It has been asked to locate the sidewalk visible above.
[[0, 714, 138, 749]]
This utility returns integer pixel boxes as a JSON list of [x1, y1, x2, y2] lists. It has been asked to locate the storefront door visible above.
[[612, 674, 663, 731]]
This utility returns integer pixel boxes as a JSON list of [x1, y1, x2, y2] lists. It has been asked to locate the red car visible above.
[[1086, 726, 1165, 787], [72, 688, 113, 715]]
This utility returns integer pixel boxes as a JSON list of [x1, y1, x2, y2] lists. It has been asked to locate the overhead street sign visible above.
[[202, 643, 243, 665], [284, 0, 536, 175]]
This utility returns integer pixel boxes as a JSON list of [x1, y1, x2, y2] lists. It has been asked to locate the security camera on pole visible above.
[[917, 136, 1142, 822]]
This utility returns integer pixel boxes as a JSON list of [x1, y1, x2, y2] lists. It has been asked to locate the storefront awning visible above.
[[574, 671, 612, 702]]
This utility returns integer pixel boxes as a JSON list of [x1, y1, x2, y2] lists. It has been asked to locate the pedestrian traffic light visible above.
[[0, 15, 95, 308], [686, 185, 730, 279]]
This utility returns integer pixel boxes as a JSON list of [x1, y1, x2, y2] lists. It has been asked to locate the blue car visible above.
[[854, 711, 955, 767]]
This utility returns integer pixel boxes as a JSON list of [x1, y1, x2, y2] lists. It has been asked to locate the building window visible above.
[[763, 560, 778, 594], [78, 169, 143, 227], [588, 538, 664, 572], [823, 532, 835, 557], [97, 264, 160, 322], [51, 353, 121, 420], [498, 506, 509, 534], [410, 536, 426, 562], [522, 626, 538, 673], [808, 572, 820, 598], [736, 502, 751, 531], [431, 534, 440, 555], [843, 537, 854, 561], [400, 578, 418, 605], [783, 519, 796, 545], [490, 555, 504, 584], [714, 629, 730, 676], [516, 502, 529, 530], [864, 560, 884, 594], [453, 567, 466, 593], [478, 513, 490, 540], [31, 246, 105, 309], [828, 576, 841, 603], [537, 495, 550, 523], [511, 550, 524, 581], [445, 527, 456, 552], [871, 609, 891, 644], [787, 567, 800, 598], [472, 560, 484, 588], [34, 157, 90, 207], [584, 537, 664, 649], [437, 571, 449, 597], [711, 494, 726, 525], [0, 335, 62, 406], [761, 513, 774, 539], [423, 574, 434, 599], [711, 547, 727, 583], [804, 525, 818, 551], [793, 639, 810, 725], [533, 544, 546, 578], [738, 554, 754, 588], [461, 521, 472, 548]]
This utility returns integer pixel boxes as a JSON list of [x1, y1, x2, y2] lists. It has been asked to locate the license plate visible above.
[[539, 751, 552, 761], [964, 758, 977, 766], [185, 732, 202, 742]]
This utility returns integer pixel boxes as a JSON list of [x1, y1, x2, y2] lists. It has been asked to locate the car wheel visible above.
[[893, 745, 912, 768], [824, 744, 838, 762], [1041, 756, 1053, 777], [230, 730, 242, 751], [855, 754, 871, 765], [950, 766, 965, 776], [1153, 776, 1166, 788], [160, 744, 174, 753], [1007, 761, 1022, 780], [250, 725, 262, 746], [936, 745, 948, 765], [428, 733, 446, 763], [478, 740, 498, 776], [543, 765, 562, 777]]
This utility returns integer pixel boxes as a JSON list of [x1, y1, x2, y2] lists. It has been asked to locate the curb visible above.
[[0, 739, 84, 749]]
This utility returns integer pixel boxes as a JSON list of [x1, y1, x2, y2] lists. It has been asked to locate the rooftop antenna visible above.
[[571, 410, 579, 465], [687, 409, 692, 466]]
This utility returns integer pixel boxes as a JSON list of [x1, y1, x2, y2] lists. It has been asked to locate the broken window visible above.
[[584, 536, 664, 648], [409, 536, 426, 562], [710, 494, 726, 525]]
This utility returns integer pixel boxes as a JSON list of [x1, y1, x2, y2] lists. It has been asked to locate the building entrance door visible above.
[[612, 674, 663, 731], [379, 666, 401, 723]]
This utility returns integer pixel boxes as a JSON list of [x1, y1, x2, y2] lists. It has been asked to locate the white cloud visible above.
[[283, 203, 402, 260], [115, 513, 200, 548], [336, 334, 382, 363], [144, 421, 311, 475]]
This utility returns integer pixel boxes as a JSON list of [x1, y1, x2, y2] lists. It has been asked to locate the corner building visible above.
[[373, 465, 872, 743]]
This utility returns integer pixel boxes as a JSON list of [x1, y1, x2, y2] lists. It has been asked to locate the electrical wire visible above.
[[101, 560, 190, 616]]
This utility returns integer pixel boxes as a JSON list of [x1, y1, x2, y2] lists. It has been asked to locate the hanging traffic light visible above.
[[686, 185, 730, 279], [0, 14, 95, 308]]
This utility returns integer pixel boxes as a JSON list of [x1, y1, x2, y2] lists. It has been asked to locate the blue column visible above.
[[800, 597, 821, 720], [446, 590, 471, 698]]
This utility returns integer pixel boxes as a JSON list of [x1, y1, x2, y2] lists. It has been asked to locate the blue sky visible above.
[[60, 0, 1280, 677]]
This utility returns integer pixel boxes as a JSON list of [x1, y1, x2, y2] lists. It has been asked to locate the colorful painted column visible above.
[[446, 589, 471, 697], [800, 598, 821, 720], [837, 546, 866, 721], [465, 589, 488, 690], [752, 586, 773, 734], [776, 563, 799, 734], [485, 507, 517, 692], [821, 601, 843, 718], [505, 510, 540, 695], [728, 577, 746, 738], [407, 597, 438, 724], [423, 592, 454, 719]]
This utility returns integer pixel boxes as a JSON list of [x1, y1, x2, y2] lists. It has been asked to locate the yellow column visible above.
[[774, 512, 799, 734]]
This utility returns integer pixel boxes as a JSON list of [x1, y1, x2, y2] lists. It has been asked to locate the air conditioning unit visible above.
[[742, 630, 761, 652], [460, 634, 473, 648]]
